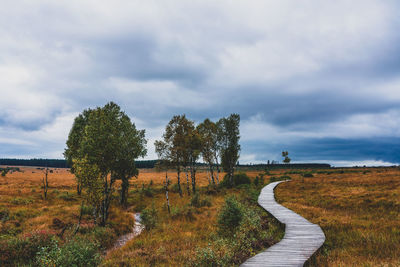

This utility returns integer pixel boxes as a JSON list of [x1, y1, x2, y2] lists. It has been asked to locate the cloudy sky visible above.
[[1, 1, 400, 166]]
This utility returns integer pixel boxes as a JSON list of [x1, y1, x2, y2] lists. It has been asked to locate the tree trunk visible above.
[[76, 182, 82, 195], [191, 163, 196, 193], [43, 168, 48, 199], [185, 168, 191, 196], [177, 167, 183, 197], [165, 172, 170, 213], [120, 177, 129, 208], [214, 155, 220, 184], [209, 165, 215, 185]]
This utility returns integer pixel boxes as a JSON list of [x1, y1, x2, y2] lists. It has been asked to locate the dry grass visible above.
[[274, 168, 400, 267], [0, 166, 279, 266]]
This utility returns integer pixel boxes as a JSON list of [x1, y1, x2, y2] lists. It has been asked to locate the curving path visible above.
[[241, 181, 325, 267]]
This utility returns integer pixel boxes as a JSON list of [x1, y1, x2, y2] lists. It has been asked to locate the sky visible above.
[[1, 1, 400, 167]]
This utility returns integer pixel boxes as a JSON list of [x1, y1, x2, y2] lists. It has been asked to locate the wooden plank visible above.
[[241, 181, 325, 267]]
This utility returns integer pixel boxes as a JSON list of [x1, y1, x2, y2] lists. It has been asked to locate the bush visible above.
[[0, 208, 9, 222], [190, 193, 212, 208], [171, 205, 196, 221], [141, 186, 154, 197], [81, 205, 93, 216], [253, 174, 264, 186], [87, 227, 117, 249], [170, 183, 181, 193], [36, 237, 101, 267], [220, 173, 251, 188], [0, 230, 56, 265], [303, 172, 314, 178], [217, 196, 243, 236], [141, 205, 158, 230]]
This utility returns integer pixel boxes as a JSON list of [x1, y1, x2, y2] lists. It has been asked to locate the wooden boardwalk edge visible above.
[[241, 181, 326, 267]]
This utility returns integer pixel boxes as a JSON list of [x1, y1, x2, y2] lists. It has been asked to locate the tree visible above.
[[157, 115, 191, 196], [64, 109, 92, 195], [282, 151, 291, 164], [154, 140, 171, 213], [65, 102, 147, 225], [219, 114, 241, 186], [42, 168, 49, 199], [187, 128, 201, 193], [197, 119, 219, 185]]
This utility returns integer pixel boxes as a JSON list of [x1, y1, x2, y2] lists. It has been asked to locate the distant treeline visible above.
[[238, 163, 331, 169], [0, 158, 331, 170], [0, 158, 159, 169]]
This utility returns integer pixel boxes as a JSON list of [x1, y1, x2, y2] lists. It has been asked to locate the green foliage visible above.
[[253, 174, 264, 186], [141, 204, 158, 230], [65, 102, 147, 225], [217, 196, 243, 236], [36, 237, 101, 267], [193, 188, 282, 266], [81, 205, 94, 216], [0, 208, 10, 222], [86, 227, 117, 249], [303, 172, 314, 178], [219, 114, 241, 185], [141, 185, 154, 197], [0, 230, 55, 265], [170, 183, 181, 193], [170, 205, 196, 221], [220, 172, 250, 188], [190, 193, 212, 208]]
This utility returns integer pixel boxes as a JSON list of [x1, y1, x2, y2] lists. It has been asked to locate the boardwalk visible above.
[[241, 181, 325, 267]]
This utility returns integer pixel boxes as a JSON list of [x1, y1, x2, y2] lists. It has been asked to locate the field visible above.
[[1, 166, 398, 266], [274, 168, 400, 266], [0, 166, 282, 266]]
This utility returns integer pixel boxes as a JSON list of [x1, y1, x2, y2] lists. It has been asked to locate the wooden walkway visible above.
[[241, 181, 325, 267]]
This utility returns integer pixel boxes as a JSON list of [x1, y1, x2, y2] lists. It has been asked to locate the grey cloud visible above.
[[1, 1, 400, 165]]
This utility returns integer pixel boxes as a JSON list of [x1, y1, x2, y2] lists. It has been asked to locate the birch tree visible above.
[[219, 114, 241, 186], [197, 119, 219, 185]]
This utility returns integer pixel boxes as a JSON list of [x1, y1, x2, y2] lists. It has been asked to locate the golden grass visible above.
[[0, 166, 276, 266], [274, 168, 400, 267]]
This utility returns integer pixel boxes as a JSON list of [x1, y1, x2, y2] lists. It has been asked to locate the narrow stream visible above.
[[107, 213, 144, 254]]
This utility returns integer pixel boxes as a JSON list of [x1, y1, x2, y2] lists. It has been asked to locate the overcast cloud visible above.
[[1, 0, 400, 166]]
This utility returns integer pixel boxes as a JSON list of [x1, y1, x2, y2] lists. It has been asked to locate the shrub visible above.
[[81, 205, 94, 216], [0, 208, 9, 222], [190, 193, 212, 208], [36, 237, 101, 267], [220, 173, 251, 188], [193, 246, 231, 267], [170, 183, 181, 193], [217, 196, 243, 236], [253, 174, 264, 186], [87, 227, 117, 249], [303, 172, 314, 178], [142, 186, 154, 197], [141, 204, 158, 230], [0, 230, 56, 265]]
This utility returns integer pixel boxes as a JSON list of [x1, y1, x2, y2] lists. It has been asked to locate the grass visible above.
[[0, 166, 281, 266], [274, 167, 400, 266]]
